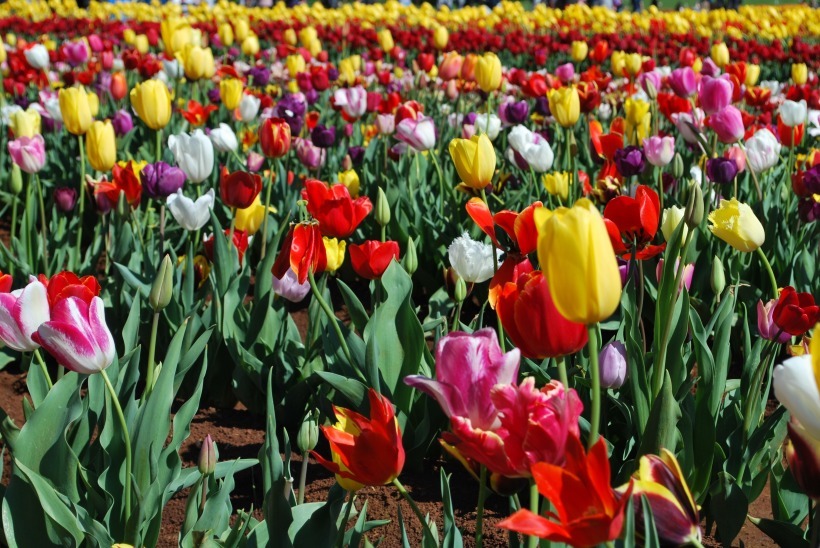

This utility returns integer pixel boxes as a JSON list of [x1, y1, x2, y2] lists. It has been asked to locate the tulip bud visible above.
[[672, 153, 684, 179], [116, 190, 131, 220], [54, 187, 77, 212], [644, 79, 658, 100], [599, 341, 627, 389], [9, 163, 22, 195], [710, 256, 725, 296], [454, 276, 467, 303], [297, 409, 320, 453], [375, 187, 390, 228], [198, 434, 217, 476], [684, 181, 704, 229], [149, 255, 174, 312], [403, 238, 418, 276]]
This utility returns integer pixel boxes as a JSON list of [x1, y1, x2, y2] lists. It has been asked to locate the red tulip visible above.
[[0, 271, 11, 293], [777, 117, 804, 148], [773, 286, 820, 336], [498, 436, 633, 546], [349, 240, 399, 279], [603, 185, 665, 260], [466, 198, 542, 255], [496, 270, 588, 359], [219, 167, 262, 209], [589, 41, 609, 64], [37, 271, 101, 307], [301, 179, 372, 238], [258, 116, 292, 159], [91, 163, 142, 212], [180, 100, 218, 127], [110, 72, 128, 101], [272, 222, 327, 284]]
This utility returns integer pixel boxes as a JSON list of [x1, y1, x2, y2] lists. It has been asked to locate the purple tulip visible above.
[[304, 88, 319, 105], [614, 145, 646, 177], [504, 100, 529, 125], [599, 341, 627, 389], [405, 328, 520, 430], [534, 96, 550, 116], [348, 146, 365, 166], [639, 70, 662, 95], [555, 62, 575, 84], [802, 164, 820, 194], [294, 137, 326, 171], [705, 106, 744, 144], [63, 41, 88, 67], [54, 187, 78, 212], [698, 75, 733, 115], [141, 162, 186, 199], [701, 57, 720, 77], [798, 198, 820, 223], [207, 87, 221, 105], [706, 157, 739, 184], [327, 66, 339, 81], [275, 94, 306, 135], [272, 268, 311, 303], [248, 66, 271, 87], [112, 109, 134, 136], [310, 124, 336, 148]]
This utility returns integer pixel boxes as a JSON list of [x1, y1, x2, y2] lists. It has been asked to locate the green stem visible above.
[[527, 480, 540, 548], [100, 369, 132, 529], [755, 247, 778, 300], [9, 194, 17, 276], [142, 312, 160, 403], [75, 135, 86, 269], [392, 478, 437, 543], [335, 490, 354, 548], [454, 299, 464, 329], [156, 128, 162, 164], [227, 210, 237, 249], [475, 465, 487, 548], [298, 451, 309, 505], [199, 474, 208, 517], [33, 349, 53, 390], [587, 325, 601, 450], [556, 355, 569, 388], [429, 150, 451, 216], [34, 174, 49, 276], [308, 271, 354, 368], [260, 165, 276, 261]]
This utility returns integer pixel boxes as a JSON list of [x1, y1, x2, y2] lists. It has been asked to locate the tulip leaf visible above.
[[750, 518, 809, 548], [710, 472, 749, 546], [336, 279, 370, 334], [316, 371, 367, 409], [260, 369, 294, 548], [638, 371, 679, 458], [440, 469, 463, 548]]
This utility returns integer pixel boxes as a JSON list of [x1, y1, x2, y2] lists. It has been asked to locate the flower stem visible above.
[[476, 465, 487, 548], [587, 324, 601, 450], [33, 349, 52, 390], [527, 480, 540, 548], [141, 311, 160, 403], [308, 270, 354, 368], [297, 451, 309, 505], [260, 165, 276, 261], [335, 490, 354, 548], [755, 247, 778, 300], [227, 210, 237, 250], [100, 369, 132, 530], [75, 135, 86, 269], [34, 173, 50, 276], [155, 128, 162, 164], [556, 355, 569, 388], [480, 188, 505, 352], [392, 477, 437, 543], [199, 474, 208, 517]]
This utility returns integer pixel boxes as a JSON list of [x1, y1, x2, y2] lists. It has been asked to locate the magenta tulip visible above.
[[668, 67, 697, 98], [0, 277, 50, 352], [698, 76, 733, 115], [706, 106, 745, 143]]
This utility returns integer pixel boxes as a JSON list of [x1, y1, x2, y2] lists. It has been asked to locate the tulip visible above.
[[54, 187, 77, 212], [542, 172, 570, 202], [643, 136, 675, 167], [38, 271, 101, 308], [209, 123, 238, 153], [8, 135, 46, 174], [661, 206, 688, 242], [570, 41, 588, 62], [779, 99, 808, 128], [272, 268, 311, 303], [219, 167, 262, 210], [337, 169, 360, 198], [603, 185, 665, 260], [24, 44, 49, 69], [508, 125, 554, 173], [473, 114, 502, 141], [376, 114, 395, 135], [33, 296, 115, 375], [0, 277, 50, 352], [237, 94, 261, 122], [535, 199, 622, 324], [272, 222, 327, 284], [286, 54, 306, 77], [555, 63, 575, 84], [438, 52, 463, 81], [773, 287, 820, 337], [242, 35, 260, 57], [294, 137, 326, 171], [757, 299, 792, 343], [86, 121, 116, 172], [232, 195, 268, 236], [669, 67, 697, 98], [707, 198, 765, 252], [449, 133, 495, 190], [501, 100, 529, 125], [333, 86, 367, 120], [141, 162, 186, 199], [599, 341, 627, 388], [166, 189, 215, 231], [447, 232, 498, 284], [699, 76, 733, 116], [220, 78, 244, 111], [548, 87, 581, 128], [112, 109, 133, 136], [673, 110, 704, 145], [377, 29, 394, 53], [246, 151, 264, 172], [706, 106, 745, 144], [301, 179, 372, 239], [745, 128, 781, 173], [183, 46, 215, 81], [744, 64, 761, 87], [656, 259, 694, 295], [323, 237, 347, 273], [395, 116, 436, 152], [87, 92, 100, 118], [59, 87, 93, 135], [130, 80, 172, 130], [10, 108, 41, 139], [711, 42, 730, 67], [218, 22, 234, 47], [614, 145, 647, 177], [785, 420, 820, 500], [792, 63, 808, 85], [473, 52, 502, 93], [169, 130, 214, 184], [624, 98, 651, 143], [204, 229, 249, 266]]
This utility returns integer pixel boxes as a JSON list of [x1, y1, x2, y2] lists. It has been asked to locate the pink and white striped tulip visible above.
[[32, 296, 115, 374], [0, 277, 50, 352], [8, 135, 46, 174]]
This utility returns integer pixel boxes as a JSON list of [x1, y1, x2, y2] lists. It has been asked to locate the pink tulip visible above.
[[706, 106, 745, 143], [555, 63, 575, 84], [376, 114, 395, 135], [0, 277, 50, 352], [294, 137, 326, 171], [333, 85, 367, 119], [405, 329, 519, 431], [656, 259, 694, 295], [698, 75, 733, 115], [32, 296, 115, 374], [395, 115, 436, 151], [757, 300, 791, 343], [643, 135, 675, 167], [246, 151, 264, 172], [672, 110, 704, 145], [63, 41, 89, 67], [668, 67, 697, 98], [8, 135, 46, 174], [725, 145, 746, 173], [639, 70, 662, 95], [87, 34, 103, 53]]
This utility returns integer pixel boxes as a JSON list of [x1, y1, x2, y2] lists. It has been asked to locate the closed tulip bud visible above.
[[198, 434, 217, 476], [710, 255, 725, 296], [233, 19, 250, 41], [475, 52, 502, 93], [710, 42, 730, 68], [624, 53, 642, 77], [323, 238, 347, 272], [283, 28, 297, 46], [149, 255, 174, 312], [9, 163, 22, 195], [116, 190, 130, 220], [449, 133, 496, 189], [130, 80, 172, 130], [218, 23, 234, 47], [571, 41, 588, 63], [376, 187, 390, 228], [297, 409, 320, 453], [599, 341, 627, 388], [54, 187, 77, 212], [661, 206, 688, 242], [403, 238, 418, 276], [684, 181, 704, 229], [242, 35, 260, 57], [454, 276, 467, 303], [184, 46, 215, 81], [220, 78, 244, 111], [548, 87, 581, 128], [644, 79, 658, 100], [377, 29, 394, 53], [338, 168, 360, 197], [792, 63, 808, 85], [672, 153, 685, 179], [59, 87, 93, 135], [110, 72, 128, 101], [433, 26, 449, 50], [259, 117, 291, 158], [85, 121, 116, 172]]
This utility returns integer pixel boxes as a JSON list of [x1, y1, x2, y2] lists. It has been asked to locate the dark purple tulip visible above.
[[54, 187, 77, 212], [311, 124, 336, 148], [304, 88, 319, 105], [802, 164, 820, 194], [505, 100, 529, 125], [614, 146, 646, 177], [112, 109, 133, 136], [248, 66, 271, 87], [348, 146, 365, 166], [275, 94, 306, 136], [228, 47, 240, 58], [706, 157, 739, 185], [13, 96, 29, 109], [662, 172, 677, 192], [207, 87, 221, 105], [327, 67, 339, 81], [463, 112, 477, 126], [141, 162, 186, 199], [534, 96, 550, 116], [798, 198, 820, 223]]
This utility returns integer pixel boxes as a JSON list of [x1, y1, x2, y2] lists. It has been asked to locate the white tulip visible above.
[[773, 355, 820, 441], [779, 99, 807, 128], [166, 189, 215, 231], [473, 113, 501, 141], [744, 128, 781, 173], [169, 129, 214, 184], [448, 232, 499, 284], [507, 125, 554, 173], [238, 94, 261, 122], [209, 123, 238, 153], [24, 44, 49, 70]]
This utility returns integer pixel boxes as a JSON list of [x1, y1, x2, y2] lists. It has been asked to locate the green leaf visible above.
[[336, 279, 370, 333], [750, 517, 809, 547], [638, 371, 680, 457]]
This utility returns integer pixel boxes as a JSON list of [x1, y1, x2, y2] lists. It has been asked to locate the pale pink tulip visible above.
[[0, 277, 50, 352]]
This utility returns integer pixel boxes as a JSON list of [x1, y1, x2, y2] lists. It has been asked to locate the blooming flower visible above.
[[166, 189, 215, 231], [0, 277, 50, 352], [447, 232, 498, 284]]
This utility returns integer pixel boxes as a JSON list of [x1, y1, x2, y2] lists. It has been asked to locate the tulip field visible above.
[[1, 0, 820, 546]]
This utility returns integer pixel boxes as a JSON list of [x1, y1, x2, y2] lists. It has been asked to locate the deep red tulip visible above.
[[496, 270, 588, 359], [301, 179, 372, 238], [91, 163, 142, 212], [349, 240, 399, 279], [258, 117, 292, 158], [589, 41, 609, 64], [0, 271, 11, 293], [773, 286, 820, 336], [219, 167, 263, 209], [37, 271, 101, 308], [271, 222, 327, 284], [603, 185, 665, 260]]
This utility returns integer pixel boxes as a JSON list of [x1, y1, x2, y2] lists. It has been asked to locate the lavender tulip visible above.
[[599, 341, 627, 389]]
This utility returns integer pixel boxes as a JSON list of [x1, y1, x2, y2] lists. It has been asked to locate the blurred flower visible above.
[[130, 80, 172, 130], [180, 100, 218, 127], [475, 52, 502, 93], [661, 206, 688, 242], [337, 169, 360, 197], [311, 124, 336, 148], [473, 113, 501, 141], [272, 267, 310, 303], [210, 123, 239, 153], [294, 137, 326, 171], [707, 198, 765, 252], [706, 106, 745, 143], [656, 259, 694, 294], [669, 67, 697, 98], [220, 78, 244, 111], [548, 87, 580, 128], [780, 99, 808, 128], [542, 172, 570, 202], [643, 136, 675, 167], [237, 93, 261, 122], [24, 44, 49, 69], [614, 145, 646, 177], [333, 86, 367, 120], [706, 157, 739, 184], [166, 188, 214, 231], [8, 135, 46, 174], [10, 108, 41, 138], [59, 87, 93, 135], [699, 76, 733, 115], [323, 237, 347, 272], [220, 167, 262, 209], [54, 187, 77, 212], [112, 109, 134, 136], [396, 116, 436, 152]]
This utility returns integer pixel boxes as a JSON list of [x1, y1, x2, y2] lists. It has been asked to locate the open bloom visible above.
[[508, 126, 554, 173], [448, 233, 498, 284], [707, 198, 765, 252], [349, 240, 400, 280], [773, 287, 820, 337], [169, 130, 214, 184], [333, 86, 367, 120], [38, 271, 101, 308], [210, 123, 238, 153], [272, 222, 327, 284], [744, 128, 781, 173], [219, 167, 262, 209], [166, 189, 215, 231], [643, 136, 675, 167], [396, 116, 436, 152], [313, 388, 405, 490], [498, 436, 632, 546], [301, 179, 372, 239], [450, 133, 495, 189], [0, 277, 50, 352], [33, 296, 115, 375], [8, 135, 46, 174]]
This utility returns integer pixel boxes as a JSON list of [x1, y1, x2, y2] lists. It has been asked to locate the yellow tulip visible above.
[[220, 78, 244, 111], [707, 198, 765, 252], [711, 42, 730, 68], [548, 87, 581, 128], [323, 237, 347, 272], [134, 34, 149, 55], [449, 133, 495, 190], [283, 28, 297, 47], [59, 87, 93, 136], [624, 53, 643, 77], [234, 195, 268, 235], [130, 80, 172, 130], [299, 26, 318, 49], [571, 41, 588, 63], [745, 64, 761, 87], [123, 28, 136, 45], [624, 98, 651, 144], [0, 44, 6, 65], [242, 35, 260, 57], [792, 63, 808, 85], [6, 33, 16, 47], [534, 198, 622, 324], [475, 52, 502, 93], [86, 120, 116, 172], [543, 172, 571, 202], [692, 57, 703, 74], [611, 51, 626, 77], [87, 91, 99, 117], [287, 54, 306, 77], [10, 108, 41, 138], [233, 19, 250, 42], [338, 58, 356, 85], [218, 23, 234, 47], [171, 27, 196, 57], [377, 29, 394, 53], [433, 26, 449, 50], [184, 45, 214, 81], [161, 17, 184, 54], [338, 169, 360, 198]]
